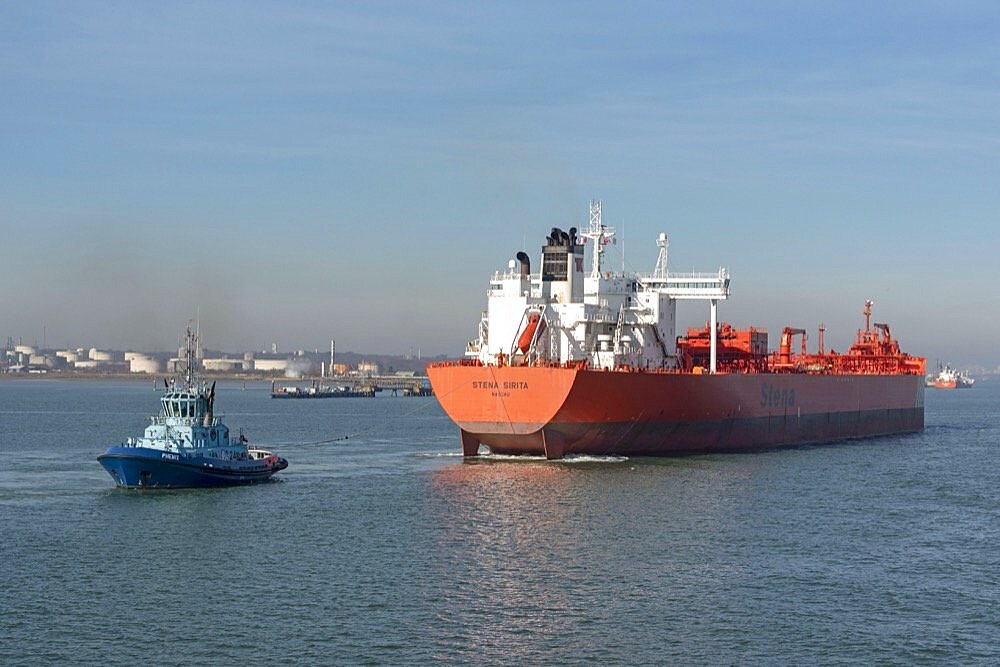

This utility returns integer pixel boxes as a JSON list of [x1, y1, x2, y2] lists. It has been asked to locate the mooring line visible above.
[[251, 377, 466, 448]]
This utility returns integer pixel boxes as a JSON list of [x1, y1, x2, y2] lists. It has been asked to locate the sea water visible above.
[[1, 379, 997, 664]]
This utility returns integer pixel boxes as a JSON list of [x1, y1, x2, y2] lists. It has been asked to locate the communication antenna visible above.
[[183, 324, 197, 388]]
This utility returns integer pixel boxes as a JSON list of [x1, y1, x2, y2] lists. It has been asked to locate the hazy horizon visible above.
[[3, 3, 999, 366]]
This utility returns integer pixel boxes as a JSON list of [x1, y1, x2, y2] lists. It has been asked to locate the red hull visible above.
[[428, 365, 925, 458], [931, 380, 957, 390]]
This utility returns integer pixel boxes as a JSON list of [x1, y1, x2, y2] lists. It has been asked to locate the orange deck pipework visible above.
[[777, 328, 808, 367]]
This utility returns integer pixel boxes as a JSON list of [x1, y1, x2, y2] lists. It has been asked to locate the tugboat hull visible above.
[[97, 447, 287, 489]]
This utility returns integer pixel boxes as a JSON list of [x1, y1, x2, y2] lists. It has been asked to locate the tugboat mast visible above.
[[183, 325, 198, 389]]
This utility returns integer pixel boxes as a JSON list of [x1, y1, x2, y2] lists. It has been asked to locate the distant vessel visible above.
[[927, 365, 957, 389], [925, 364, 974, 389], [271, 380, 374, 399], [429, 201, 926, 459], [98, 329, 288, 488]]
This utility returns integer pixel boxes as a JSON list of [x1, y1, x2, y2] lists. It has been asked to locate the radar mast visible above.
[[580, 199, 616, 278]]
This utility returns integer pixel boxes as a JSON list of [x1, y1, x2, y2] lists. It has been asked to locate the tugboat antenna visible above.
[[184, 324, 197, 389]]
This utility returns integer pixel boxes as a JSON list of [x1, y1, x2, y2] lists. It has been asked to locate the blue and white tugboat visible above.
[[97, 329, 288, 488]]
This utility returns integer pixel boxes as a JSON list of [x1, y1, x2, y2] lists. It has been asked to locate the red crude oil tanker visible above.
[[428, 201, 925, 459]]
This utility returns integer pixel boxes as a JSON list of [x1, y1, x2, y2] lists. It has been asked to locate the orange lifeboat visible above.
[[516, 313, 546, 354]]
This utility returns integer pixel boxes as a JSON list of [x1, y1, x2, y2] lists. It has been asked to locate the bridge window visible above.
[[541, 249, 568, 281]]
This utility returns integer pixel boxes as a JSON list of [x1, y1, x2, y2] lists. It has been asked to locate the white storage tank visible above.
[[14, 345, 36, 355], [129, 355, 162, 374], [89, 349, 113, 362], [203, 358, 241, 372], [28, 354, 57, 368], [357, 361, 380, 375], [56, 350, 79, 364], [254, 359, 289, 373]]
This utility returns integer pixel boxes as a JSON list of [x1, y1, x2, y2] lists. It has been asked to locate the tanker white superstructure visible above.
[[465, 200, 730, 372]]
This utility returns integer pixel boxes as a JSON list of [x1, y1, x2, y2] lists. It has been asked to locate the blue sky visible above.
[[2, 2, 998, 364]]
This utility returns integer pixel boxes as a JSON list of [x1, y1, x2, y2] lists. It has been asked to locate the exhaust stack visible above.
[[515, 251, 531, 276]]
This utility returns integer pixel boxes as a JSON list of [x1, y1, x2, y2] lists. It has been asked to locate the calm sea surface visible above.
[[1, 379, 997, 665]]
